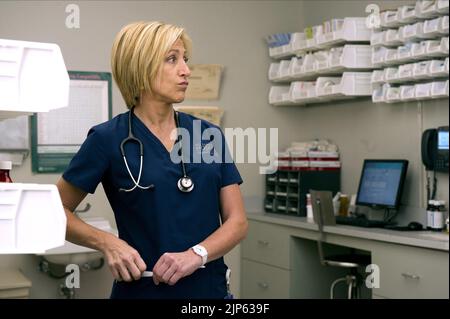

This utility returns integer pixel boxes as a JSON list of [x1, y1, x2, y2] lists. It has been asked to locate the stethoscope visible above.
[[118, 107, 194, 193]]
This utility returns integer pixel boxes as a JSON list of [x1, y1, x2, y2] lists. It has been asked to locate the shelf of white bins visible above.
[[289, 18, 372, 57], [372, 80, 449, 103], [372, 36, 449, 68], [371, 15, 448, 49], [0, 39, 69, 120], [371, 57, 449, 85], [377, 1, 449, 30], [285, 72, 372, 106], [289, 45, 374, 81]]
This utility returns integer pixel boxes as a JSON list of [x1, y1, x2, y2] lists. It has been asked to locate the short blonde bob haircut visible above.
[[111, 21, 192, 108]]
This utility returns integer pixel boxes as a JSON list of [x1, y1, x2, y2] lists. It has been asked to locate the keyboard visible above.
[[335, 216, 388, 228]]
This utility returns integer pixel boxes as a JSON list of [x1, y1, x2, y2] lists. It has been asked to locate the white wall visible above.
[[0, 0, 303, 298]]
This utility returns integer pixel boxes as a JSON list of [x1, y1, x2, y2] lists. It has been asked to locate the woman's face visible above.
[[151, 39, 191, 104]]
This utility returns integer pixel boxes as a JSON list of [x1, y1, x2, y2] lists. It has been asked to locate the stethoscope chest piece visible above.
[[178, 176, 194, 193]]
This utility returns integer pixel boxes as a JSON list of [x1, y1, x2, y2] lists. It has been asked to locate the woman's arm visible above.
[[152, 183, 247, 285], [57, 177, 147, 281], [200, 183, 248, 261]]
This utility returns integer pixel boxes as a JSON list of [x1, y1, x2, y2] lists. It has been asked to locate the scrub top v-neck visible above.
[[63, 110, 243, 299]]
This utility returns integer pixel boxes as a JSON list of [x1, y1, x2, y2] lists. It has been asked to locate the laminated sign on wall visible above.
[[185, 64, 224, 100]]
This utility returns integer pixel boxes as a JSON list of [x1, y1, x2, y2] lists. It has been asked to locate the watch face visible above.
[[194, 246, 205, 256]]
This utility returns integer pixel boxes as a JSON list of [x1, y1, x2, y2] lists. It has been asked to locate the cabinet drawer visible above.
[[372, 244, 449, 299], [241, 220, 290, 269], [241, 259, 290, 299]]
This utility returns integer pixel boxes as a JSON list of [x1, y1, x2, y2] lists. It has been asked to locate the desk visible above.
[[241, 212, 449, 299]]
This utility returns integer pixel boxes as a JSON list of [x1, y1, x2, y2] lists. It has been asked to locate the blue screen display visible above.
[[438, 131, 449, 150], [357, 162, 404, 207]]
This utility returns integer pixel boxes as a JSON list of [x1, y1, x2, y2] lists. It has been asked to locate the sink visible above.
[[37, 217, 118, 266]]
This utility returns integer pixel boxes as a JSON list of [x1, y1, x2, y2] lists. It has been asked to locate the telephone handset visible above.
[[421, 128, 437, 171]]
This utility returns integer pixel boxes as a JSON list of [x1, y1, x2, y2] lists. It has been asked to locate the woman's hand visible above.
[[101, 233, 147, 282], [151, 249, 203, 286]]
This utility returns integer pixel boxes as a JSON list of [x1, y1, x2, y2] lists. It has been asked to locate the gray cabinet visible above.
[[372, 243, 449, 299], [241, 216, 449, 299], [241, 220, 291, 298]]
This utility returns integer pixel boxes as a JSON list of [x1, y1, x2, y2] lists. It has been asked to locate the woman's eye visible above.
[[183, 57, 189, 63], [167, 56, 176, 63]]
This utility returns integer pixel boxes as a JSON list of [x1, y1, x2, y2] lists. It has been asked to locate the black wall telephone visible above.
[[421, 126, 449, 173]]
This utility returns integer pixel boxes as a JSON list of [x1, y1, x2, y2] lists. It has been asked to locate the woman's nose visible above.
[[179, 61, 191, 78]]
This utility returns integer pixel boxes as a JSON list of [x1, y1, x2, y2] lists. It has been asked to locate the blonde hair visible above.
[[111, 21, 192, 108]]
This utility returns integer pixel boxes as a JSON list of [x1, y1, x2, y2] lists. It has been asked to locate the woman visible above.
[[57, 21, 248, 299]]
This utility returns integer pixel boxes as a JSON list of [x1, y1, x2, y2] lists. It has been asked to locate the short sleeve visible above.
[[219, 129, 243, 188], [62, 128, 110, 194]]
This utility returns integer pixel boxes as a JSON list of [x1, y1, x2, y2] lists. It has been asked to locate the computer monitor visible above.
[[356, 159, 409, 210]]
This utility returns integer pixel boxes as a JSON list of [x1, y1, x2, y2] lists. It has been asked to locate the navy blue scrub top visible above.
[[63, 110, 243, 299]]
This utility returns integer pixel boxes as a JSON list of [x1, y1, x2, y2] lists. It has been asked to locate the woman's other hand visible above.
[[151, 249, 203, 286]]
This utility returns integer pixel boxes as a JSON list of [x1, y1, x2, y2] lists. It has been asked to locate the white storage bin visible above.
[[415, 82, 433, 99], [268, 62, 281, 81], [384, 48, 399, 65], [269, 43, 293, 60], [441, 36, 449, 52], [386, 87, 401, 103], [437, 0, 449, 13], [288, 32, 306, 56], [416, 0, 440, 18], [372, 84, 390, 103], [0, 183, 66, 253], [398, 63, 415, 81], [289, 56, 305, 79], [400, 85, 417, 101], [269, 85, 290, 105], [301, 53, 317, 74], [328, 45, 373, 71], [372, 46, 387, 66], [430, 80, 449, 97], [398, 5, 419, 24], [440, 15, 449, 33], [316, 17, 371, 48], [278, 60, 292, 81], [371, 70, 385, 84], [316, 76, 341, 97], [0, 39, 69, 117], [429, 59, 448, 76], [400, 22, 424, 42], [411, 41, 428, 58], [384, 29, 403, 46], [338, 72, 372, 96], [426, 38, 446, 56], [413, 60, 433, 79], [290, 81, 315, 102], [381, 11, 402, 28], [314, 50, 330, 71], [397, 43, 414, 63], [371, 31, 385, 47], [385, 67, 400, 82], [423, 17, 443, 37]]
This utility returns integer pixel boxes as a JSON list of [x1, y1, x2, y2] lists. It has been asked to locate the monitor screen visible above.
[[356, 159, 408, 209], [438, 130, 449, 150]]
